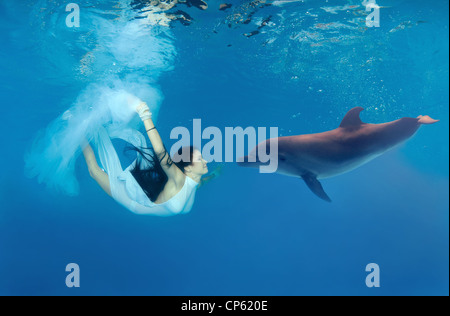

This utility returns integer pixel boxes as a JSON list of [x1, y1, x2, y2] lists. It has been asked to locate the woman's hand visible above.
[[136, 101, 152, 122]]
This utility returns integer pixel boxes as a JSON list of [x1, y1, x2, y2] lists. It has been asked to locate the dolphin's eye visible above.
[[279, 155, 286, 161]]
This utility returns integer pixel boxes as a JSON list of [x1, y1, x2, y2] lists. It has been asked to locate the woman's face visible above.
[[189, 149, 208, 175]]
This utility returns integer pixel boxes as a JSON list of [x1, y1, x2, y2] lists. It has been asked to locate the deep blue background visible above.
[[0, 0, 448, 295]]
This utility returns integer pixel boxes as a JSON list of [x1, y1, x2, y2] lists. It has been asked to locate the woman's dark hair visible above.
[[128, 145, 196, 202]]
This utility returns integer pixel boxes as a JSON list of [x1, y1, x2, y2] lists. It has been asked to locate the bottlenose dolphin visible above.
[[237, 107, 438, 202]]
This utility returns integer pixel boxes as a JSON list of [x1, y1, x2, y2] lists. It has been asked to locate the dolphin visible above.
[[237, 107, 438, 202]]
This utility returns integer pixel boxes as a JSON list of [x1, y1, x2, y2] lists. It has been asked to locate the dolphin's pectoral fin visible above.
[[339, 106, 365, 128], [301, 174, 332, 202]]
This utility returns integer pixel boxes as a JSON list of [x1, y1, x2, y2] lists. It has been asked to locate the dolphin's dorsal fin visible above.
[[339, 107, 365, 128]]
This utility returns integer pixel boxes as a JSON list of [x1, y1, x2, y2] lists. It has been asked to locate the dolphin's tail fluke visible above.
[[417, 115, 439, 125]]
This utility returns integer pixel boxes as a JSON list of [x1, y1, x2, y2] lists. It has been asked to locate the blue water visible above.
[[0, 0, 448, 296]]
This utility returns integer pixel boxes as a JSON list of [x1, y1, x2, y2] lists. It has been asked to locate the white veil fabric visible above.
[[24, 81, 159, 196]]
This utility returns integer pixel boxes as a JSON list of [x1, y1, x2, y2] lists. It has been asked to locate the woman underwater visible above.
[[23, 4, 214, 216], [81, 100, 209, 216]]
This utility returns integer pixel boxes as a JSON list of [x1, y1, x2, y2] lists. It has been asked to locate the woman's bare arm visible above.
[[137, 106, 185, 186], [82, 142, 112, 197]]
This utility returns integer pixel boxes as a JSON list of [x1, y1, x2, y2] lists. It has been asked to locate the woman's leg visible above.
[[82, 141, 112, 197]]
